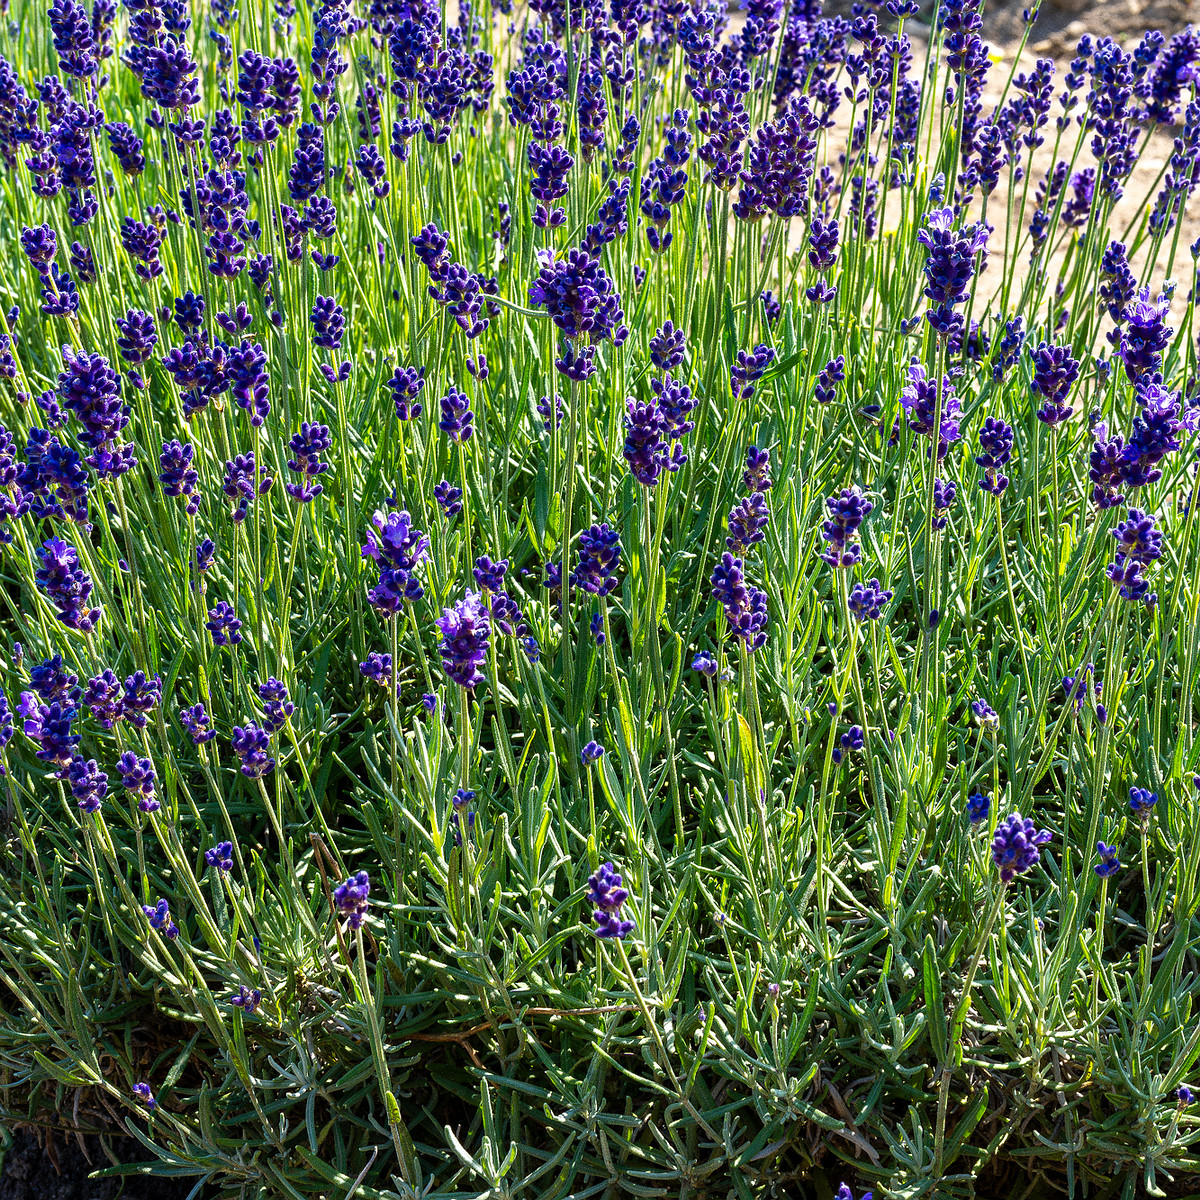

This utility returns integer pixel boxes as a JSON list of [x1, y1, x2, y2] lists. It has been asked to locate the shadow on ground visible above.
[[0, 1129, 201, 1200]]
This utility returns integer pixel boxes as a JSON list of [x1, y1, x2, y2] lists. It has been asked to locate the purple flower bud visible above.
[[1094, 841, 1121, 878], [333, 870, 370, 928], [848, 578, 893, 621], [205, 841, 234, 871], [435, 591, 490, 690], [991, 812, 1052, 883], [588, 860, 633, 939], [118, 751, 158, 811], [581, 740, 604, 764]]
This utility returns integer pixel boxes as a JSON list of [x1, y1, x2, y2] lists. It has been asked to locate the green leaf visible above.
[[924, 934, 947, 1065]]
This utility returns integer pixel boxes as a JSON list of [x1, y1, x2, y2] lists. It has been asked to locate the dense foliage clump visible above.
[[2, 0, 1200, 1195]]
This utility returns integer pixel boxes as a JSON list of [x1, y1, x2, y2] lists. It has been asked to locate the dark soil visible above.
[[0, 1129, 200, 1200]]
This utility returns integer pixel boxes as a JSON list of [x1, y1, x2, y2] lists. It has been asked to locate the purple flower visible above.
[[834, 1183, 872, 1200], [821, 486, 872, 569], [121, 671, 162, 729], [434, 480, 463, 517], [581, 740, 604, 764], [231, 722, 275, 778], [427, 261, 493, 340], [1128, 786, 1158, 815], [118, 751, 158, 812], [814, 355, 845, 405], [1100, 241, 1138, 323], [806, 217, 844, 277], [228, 340, 270, 426], [639, 110, 692, 251], [286, 423, 332, 503], [436, 592, 490, 690], [0, 690, 11, 754], [976, 416, 1014, 495], [333, 870, 370, 929], [1106, 507, 1163, 604], [207, 601, 243, 646], [831, 725, 863, 763], [1063, 664, 1101, 712], [711, 553, 769, 651], [847, 578, 892, 621], [20, 224, 57, 269], [1116, 288, 1172, 383], [932, 478, 956, 530], [422, 693, 437, 714], [1095, 841, 1121, 878], [971, 699, 1000, 729], [258, 678, 293, 732], [195, 538, 216, 576], [386, 365, 425, 421], [649, 321, 686, 372], [1146, 29, 1200, 123], [362, 509, 429, 612], [734, 97, 819, 223], [360, 652, 393, 688], [222, 452, 273, 522], [173, 291, 205, 336], [205, 841, 234, 871], [489, 590, 529, 639], [967, 792, 990, 825], [132, 1082, 157, 1109], [288, 122, 325, 202], [588, 861, 633, 939], [623, 396, 684, 487], [1117, 376, 1183, 492], [572, 524, 621, 595], [528, 140, 573, 227], [29, 655, 80, 704], [731, 344, 776, 402], [439, 387, 474, 442], [528, 248, 627, 378], [473, 555, 508, 594], [900, 361, 961, 458], [991, 812, 1052, 883], [1030, 342, 1079, 428], [742, 447, 773, 493], [181, 701, 216, 744], [142, 897, 178, 939], [21, 696, 80, 777], [692, 651, 719, 677], [991, 317, 1026, 381], [68, 756, 107, 813], [582, 177, 630, 254], [58, 345, 128, 458], [85, 669, 122, 728], [410, 221, 450, 276], [159, 440, 200, 514], [115, 310, 158, 380], [35, 537, 101, 632], [107, 122, 145, 174], [39, 264, 79, 317], [231, 985, 261, 1013], [727, 492, 770, 554], [310, 295, 345, 350], [120, 216, 164, 279], [917, 206, 988, 338]]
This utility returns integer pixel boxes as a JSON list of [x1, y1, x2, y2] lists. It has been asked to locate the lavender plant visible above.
[[1, 0, 1200, 1196]]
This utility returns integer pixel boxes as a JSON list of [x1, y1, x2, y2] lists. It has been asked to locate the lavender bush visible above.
[[1, 0, 1200, 1195]]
